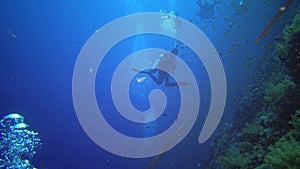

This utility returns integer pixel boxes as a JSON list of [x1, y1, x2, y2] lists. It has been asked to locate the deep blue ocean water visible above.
[[0, 0, 298, 168]]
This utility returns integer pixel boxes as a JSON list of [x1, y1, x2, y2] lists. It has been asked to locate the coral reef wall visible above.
[[206, 5, 300, 169]]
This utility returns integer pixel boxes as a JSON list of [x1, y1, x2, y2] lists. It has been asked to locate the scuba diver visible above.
[[133, 47, 188, 87], [196, 0, 222, 19]]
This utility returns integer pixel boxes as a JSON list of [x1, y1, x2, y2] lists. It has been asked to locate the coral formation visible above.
[[259, 137, 300, 169], [0, 113, 41, 168], [263, 75, 296, 105], [205, 5, 300, 169], [215, 147, 251, 169]]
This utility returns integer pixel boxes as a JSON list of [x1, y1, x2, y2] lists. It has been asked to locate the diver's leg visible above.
[[165, 76, 188, 87], [135, 69, 163, 85], [133, 68, 169, 85], [165, 76, 179, 87], [150, 70, 164, 85]]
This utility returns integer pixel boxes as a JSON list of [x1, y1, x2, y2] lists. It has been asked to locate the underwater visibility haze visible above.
[[1, 0, 300, 168]]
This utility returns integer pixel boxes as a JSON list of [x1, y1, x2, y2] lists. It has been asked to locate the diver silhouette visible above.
[[133, 48, 188, 87], [196, 0, 222, 19]]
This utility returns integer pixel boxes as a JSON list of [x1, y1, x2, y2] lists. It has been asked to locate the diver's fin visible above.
[[132, 68, 142, 72]]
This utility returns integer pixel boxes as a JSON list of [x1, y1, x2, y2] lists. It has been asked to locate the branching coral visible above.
[[279, 5, 300, 84], [275, 42, 288, 57], [215, 147, 251, 169], [289, 109, 300, 138], [237, 123, 264, 142], [283, 6, 300, 43], [263, 75, 296, 105], [289, 109, 300, 128], [258, 137, 300, 169]]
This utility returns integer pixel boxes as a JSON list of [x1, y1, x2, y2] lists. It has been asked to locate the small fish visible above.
[[10, 33, 17, 38], [7, 30, 17, 38]]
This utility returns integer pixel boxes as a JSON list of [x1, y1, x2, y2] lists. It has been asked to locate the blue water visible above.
[[0, 0, 296, 168]]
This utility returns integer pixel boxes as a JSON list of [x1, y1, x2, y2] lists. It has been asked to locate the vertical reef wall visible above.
[[206, 5, 300, 169]]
